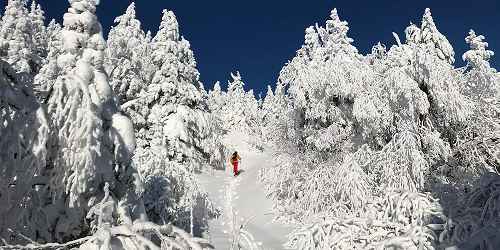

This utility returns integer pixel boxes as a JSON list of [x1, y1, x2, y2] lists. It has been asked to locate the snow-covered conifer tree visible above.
[[42, 0, 146, 241], [223, 71, 260, 133], [280, 8, 371, 153], [261, 84, 290, 144], [132, 9, 223, 231], [451, 30, 500, 186], [29, 0, 48, 66], [0, 0, 39, 75], [261, 8, 465, 249], [105, 3, 149, 107], [33, 19, 62, 101], [0, 57, 49, 243], [207, 72, 263, 150], [207, 81, 225, 111]]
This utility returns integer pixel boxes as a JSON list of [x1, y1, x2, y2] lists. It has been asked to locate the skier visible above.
[[230, 151, 241, 176]]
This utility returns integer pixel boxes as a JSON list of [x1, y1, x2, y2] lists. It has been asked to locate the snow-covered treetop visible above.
[[405, 8, 455, 64], [265, 85, 274, 99], [0, 0, 37, 73], [63, 0, 101, 37], [114, 2, 140, 29], [213, 81, 222, 93], [154, 9, 179, 42], [29, 0, 45, 25], [304, 26, 319, 48], [371, 42, 387, 59], [463, 30, 495, 67], [296, 8, 359, 62], [325, 8, 354, 46], [228, 71, 245, 92]]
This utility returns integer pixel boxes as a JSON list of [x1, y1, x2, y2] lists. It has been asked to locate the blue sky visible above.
[[2, 0, 499, 96]]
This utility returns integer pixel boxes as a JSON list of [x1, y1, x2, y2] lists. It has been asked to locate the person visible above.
[[229, 151, 241, 176]]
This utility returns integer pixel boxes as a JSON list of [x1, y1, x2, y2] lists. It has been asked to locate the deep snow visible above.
[[198, 133, 293, 249]]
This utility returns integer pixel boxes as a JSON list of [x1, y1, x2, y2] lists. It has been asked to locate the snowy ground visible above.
[[198, 132, 293, 249]]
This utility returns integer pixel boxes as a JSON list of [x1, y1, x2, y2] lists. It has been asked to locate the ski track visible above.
[[199, 141, 293, 249]]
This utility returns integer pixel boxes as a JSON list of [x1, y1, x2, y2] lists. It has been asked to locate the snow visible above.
[[1, 1, 499, 249], [199, 131, 294, 249]]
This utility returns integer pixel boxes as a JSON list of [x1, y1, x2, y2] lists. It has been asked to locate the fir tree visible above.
[[0, 57, 49, 242], [0, 0, 38, 75], [44, 0, 145, 241], [133, 9, 223, 230], [105, 3, 149, 107], [33, 19, 62, 102]]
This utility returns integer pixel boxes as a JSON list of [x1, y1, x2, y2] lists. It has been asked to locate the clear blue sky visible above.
[[2, 0, 499, 96]]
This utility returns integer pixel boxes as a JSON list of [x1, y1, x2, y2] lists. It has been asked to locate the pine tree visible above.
[[322, 8, 358, 57], [208, 80, 225, 112], [215, 71, 261, 136], [105, 3, 149, 107], [0, 57, 49, 243], [33, 19, 62, 102], [43, 0, 145, 241], [29, 0, 48, 67], [282, 8, 372, 153], [133, 9, 223, 230], [453, 30, 500, 180], [0, 0, 38, 75]]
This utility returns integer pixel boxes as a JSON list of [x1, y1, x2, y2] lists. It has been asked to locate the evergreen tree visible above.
[[44, 0, 145, 241], [29, 0, 48, 66], [262, 9, 458, 249], [33, 19, 62, 102], [133, 9, 223, 230], [0, 0, 38, 76], [208, 71, 262, 146], [105, 3, 149, 107], [453, 30, 500, 181], [0, 57, 49, 243], [207, 80, 225, 112]]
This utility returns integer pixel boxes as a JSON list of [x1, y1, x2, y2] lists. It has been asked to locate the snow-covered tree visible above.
[[278, 8, 371, 153], [29, 0, 48, 65], [261, 83, 290, 145], [260, 8, 493, 250], [105, 3, 150, 107], [224, 71, 260, 133], [132, 9, 223, 231], [405, 9, 455, 64], [0, 0, 39, 75], [33, 19, 62, 101], [0, 57, 49, 243], [462, 30, 497, 98], [452, 30, 500, 190], [42, 0, 146, 242], [207, 80, 224, 111], [207, 72, 263, 150]]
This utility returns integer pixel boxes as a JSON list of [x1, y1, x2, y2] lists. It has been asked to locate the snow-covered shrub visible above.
[[287, 190, 442, 250], [440, 173, 500, 249]]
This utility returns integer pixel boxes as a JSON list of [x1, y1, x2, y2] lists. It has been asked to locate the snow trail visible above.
[[198, 133, 293, 249]]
